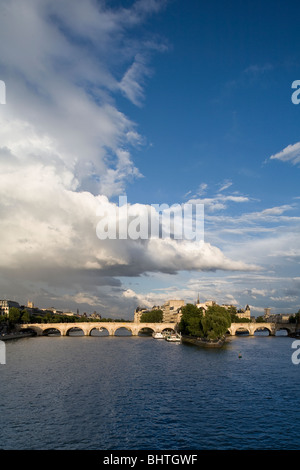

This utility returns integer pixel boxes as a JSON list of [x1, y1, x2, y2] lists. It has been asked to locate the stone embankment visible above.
[[0, 331, 34, 341], [181, 335, 226, 348]]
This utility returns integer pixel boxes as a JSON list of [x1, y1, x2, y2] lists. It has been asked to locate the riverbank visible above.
[[181, 334, 226, 348], [0, 332, 34, 341]]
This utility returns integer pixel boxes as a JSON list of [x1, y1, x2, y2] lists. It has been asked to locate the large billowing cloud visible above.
[[0, 0, 257, 316]]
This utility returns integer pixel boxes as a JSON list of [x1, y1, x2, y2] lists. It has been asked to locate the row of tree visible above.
[[140, 309, 163, 323], [0, 307, 129, 326]]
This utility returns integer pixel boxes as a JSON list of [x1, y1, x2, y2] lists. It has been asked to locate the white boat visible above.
[[152, 332, 164, 339], [165, 333, 181, 342]]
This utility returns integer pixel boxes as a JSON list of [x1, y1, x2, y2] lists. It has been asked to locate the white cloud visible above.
[[187, 193, 249, 213], [218, 180, 233, 192], [0, 0, 167, 197], [269, 142, 300, 166], [119, 53, 152, 106]]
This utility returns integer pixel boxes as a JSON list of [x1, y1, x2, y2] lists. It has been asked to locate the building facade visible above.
[[161, 299, 185, 322], [134, 300, 185, 323], [0, 300, 21, 316]]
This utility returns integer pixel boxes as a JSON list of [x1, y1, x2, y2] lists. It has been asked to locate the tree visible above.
[[256, 316, 265, 323], [140, 309, 163, 323], [8, 307, 21, 324], [178, 304, 203, 336], [201, 305, 231, 340], [21, 309, 31, 323]]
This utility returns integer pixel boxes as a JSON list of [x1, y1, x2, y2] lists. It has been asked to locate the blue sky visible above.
[[124, 0, 300, 204], [0, 0, 300, 318]]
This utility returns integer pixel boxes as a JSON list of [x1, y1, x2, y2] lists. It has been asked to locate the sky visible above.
[[0, 0, 300, 319]]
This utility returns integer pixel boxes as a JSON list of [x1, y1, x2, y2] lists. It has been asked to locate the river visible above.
[[1, 332, 300, 450]]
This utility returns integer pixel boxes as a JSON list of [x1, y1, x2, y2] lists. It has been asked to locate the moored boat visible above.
[[165, 333, 181, 342], [152, 332, 164, 339]]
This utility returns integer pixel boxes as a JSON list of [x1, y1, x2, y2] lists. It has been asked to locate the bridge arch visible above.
[[114, 326, 133, 336], [138, 327, 155, 336], [137, 323, 176, 335], [66, 326, 85, 336], [253, 326, 271, 336], [161, 326, 176, 334], [43, 327, 62, 336], [89, 326, 109, 336], [275, 327, 290, 336], [234, 326, 250, 336]]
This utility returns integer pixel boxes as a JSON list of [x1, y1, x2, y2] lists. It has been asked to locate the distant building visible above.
[[40, 307, 63, 315], [196, 299, 216, 311], [134, 307, 149, 323], [90, 311, 101, 319], [236, 305, 251, 320], [267, 313, 291, 323], [222, 304, 236, 311], [264, 308, 271, 318], [280, 314, 290, 323], [134, 300, 185, 323], [63, 311, 76, 317], [161, 300, 185, 322], [0, 299, 21, 316]]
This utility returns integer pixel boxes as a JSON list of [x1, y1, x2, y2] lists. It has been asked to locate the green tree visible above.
[[201, 305, 231, 340], [21, 309, 31, 323], [140, 309, 163, 323], [8, 306, 21, 324], [256, 316, 265, 323], [228, 306, 237, 315], [178, 303, 203, 336]]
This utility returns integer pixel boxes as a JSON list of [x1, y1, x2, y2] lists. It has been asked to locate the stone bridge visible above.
[[228, 322, 298, 336], [18, 321, 298, 338], [18, 322, 177, 337]]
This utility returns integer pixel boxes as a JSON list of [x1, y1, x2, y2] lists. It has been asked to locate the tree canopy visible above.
[[201, 305, 231, 340], [178, 304, 231, 340], [178, 303, 204, 337], [140, 309, 163, 323]]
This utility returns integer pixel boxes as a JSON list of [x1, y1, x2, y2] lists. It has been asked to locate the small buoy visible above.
[[238, 352, 242, 358]]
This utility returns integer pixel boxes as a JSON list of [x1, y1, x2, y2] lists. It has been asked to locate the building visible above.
[[134, 307, 149, 323], [90, 311, 101, 319], [0, 299, 21, 316], [264, 308, 271, 318], [134, 300, 185, 323], [236, 305, 251, 320], [266, 313, 291, 323], [161, 300, 185, 322], [63, 311, 76, 317], [280, 314, 290, 323], [196, 299, 216, 311]]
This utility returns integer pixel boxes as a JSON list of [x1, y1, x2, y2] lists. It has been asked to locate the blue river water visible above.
[[1, 332, 300, 450]]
